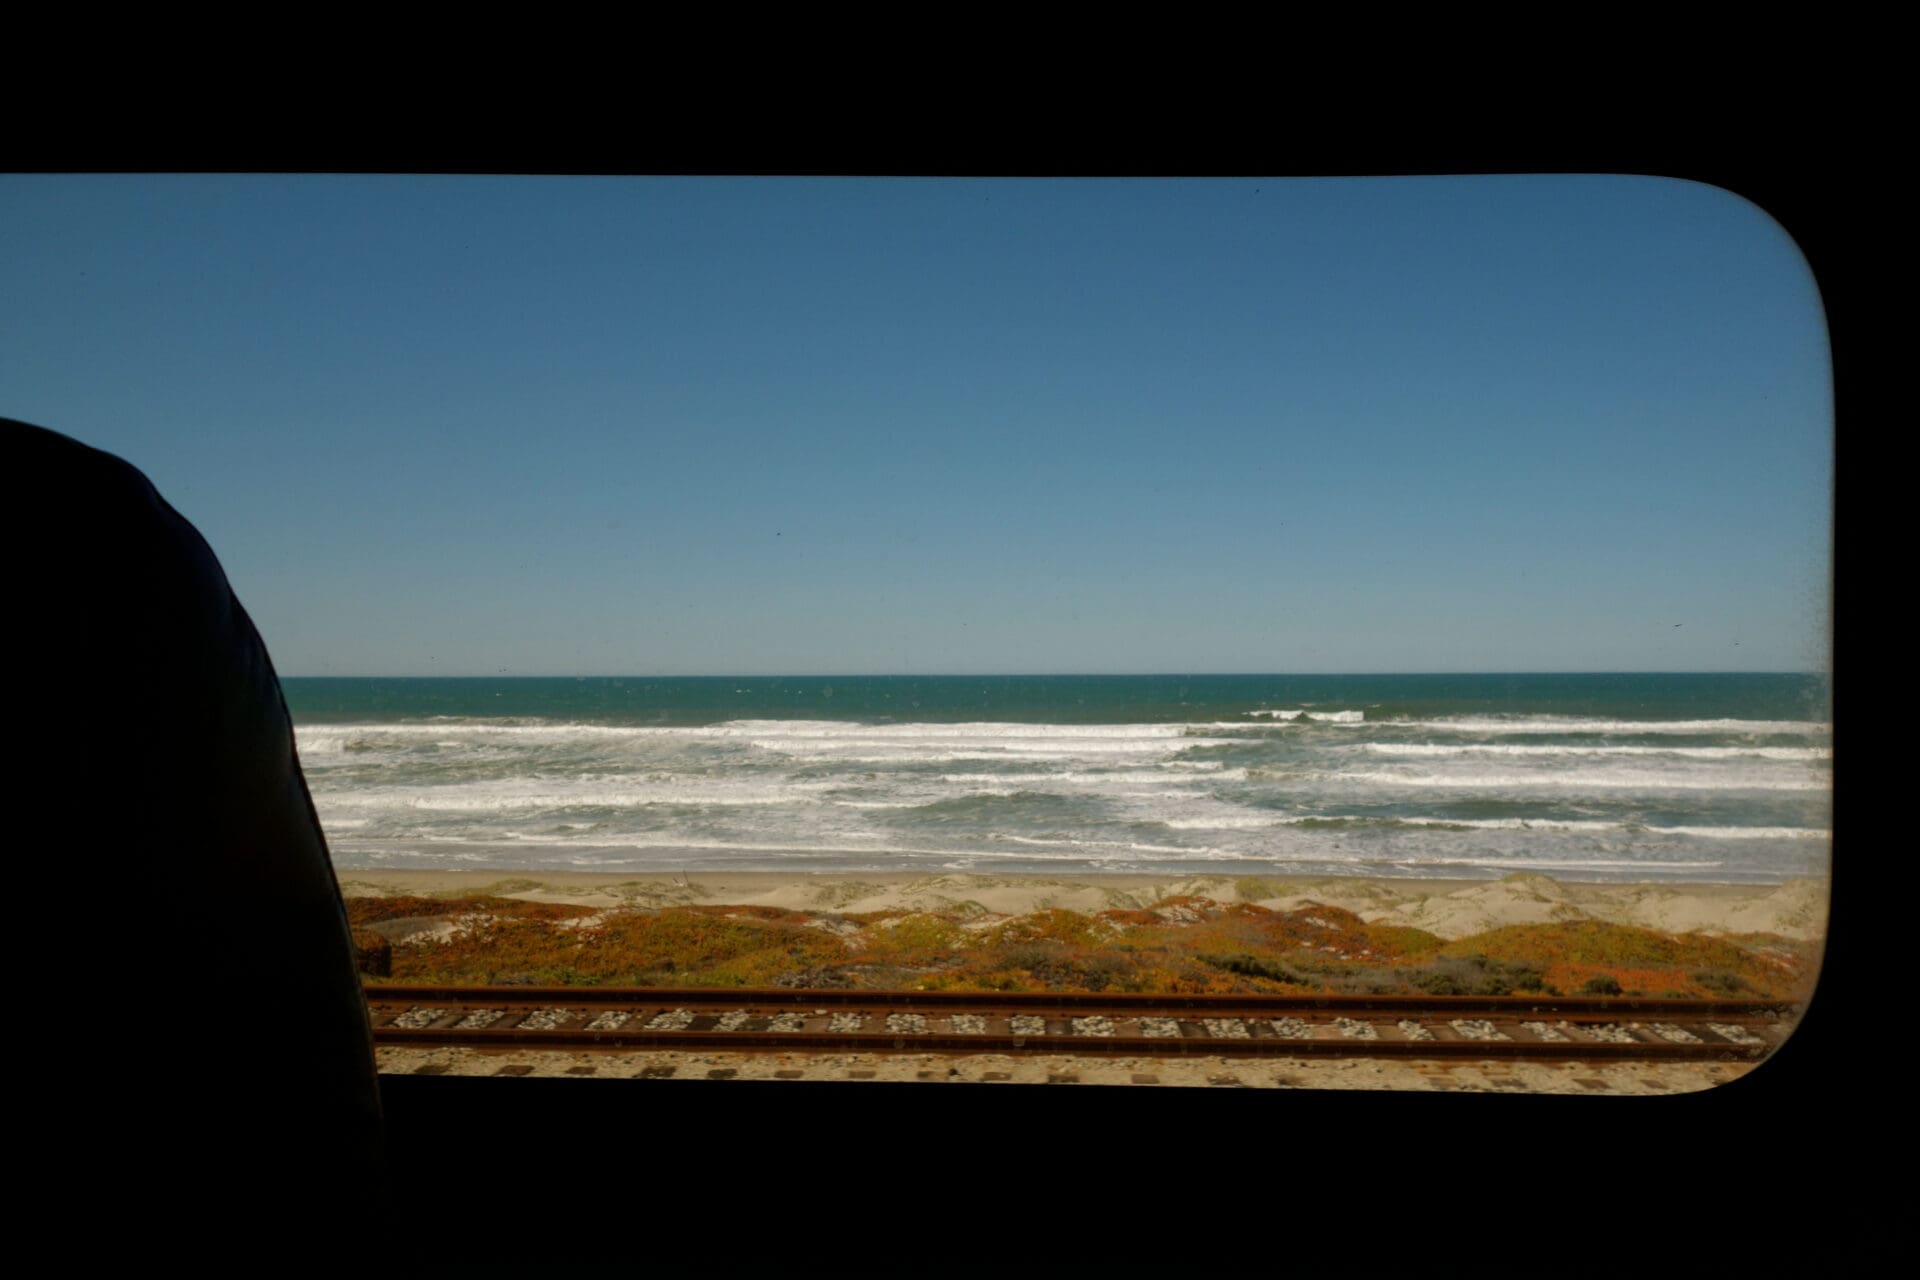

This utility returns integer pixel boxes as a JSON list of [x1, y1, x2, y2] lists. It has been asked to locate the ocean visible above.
[[285, 674, 1832, 884]]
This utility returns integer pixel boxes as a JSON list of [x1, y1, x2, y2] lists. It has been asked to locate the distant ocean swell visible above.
[[289, 676, 1832, 884]]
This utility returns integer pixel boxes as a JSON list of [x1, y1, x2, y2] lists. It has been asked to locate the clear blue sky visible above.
[[2, 175, 1831, 676]]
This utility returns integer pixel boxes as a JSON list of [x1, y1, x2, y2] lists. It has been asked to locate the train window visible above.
[[4, 172, 1832, 1096]]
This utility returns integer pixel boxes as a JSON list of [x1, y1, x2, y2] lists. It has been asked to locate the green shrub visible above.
[[1201, 952, 1312, 986], [1508, 966, 1549, 993], [1691, 970, 1753, 996], [1410, 970, 1467, 995]]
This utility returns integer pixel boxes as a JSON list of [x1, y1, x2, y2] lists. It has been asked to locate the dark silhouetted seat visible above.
[[9, 419, 383, 1252]]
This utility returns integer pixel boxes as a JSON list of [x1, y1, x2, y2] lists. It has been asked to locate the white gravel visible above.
[[1649, 1023, 1702, 1043], [1269, 1018, 1313, 1039], [454, 1010, 504, 1029], [518, 1007, 574, 1031], [1449, 1020, 1511, 1042], [1010, 1015, 1047, 1036], [1071, 1016, 1115, 1037], [1139, 1018, 1182, 1038], [1708, 1023, 1764, 1045], [645, 1009, 695, 1031], [1334, 1018, 1378, 1040], [829, 1013, 866, 1033], [886, 1013, 929, 1034], [1520, 1021, 1568, 1042], [1397, 1020, 1433, 1041], [1203, 1019, 1251, 1039], [1582, 1023, 1639, 1044], [391, 1007, 445, 1029], [767, 1012, 806, 1032], [715, 1010, 753, 1031], [583, 1011, 632, 1031], [948, 1014, 987, 1034]]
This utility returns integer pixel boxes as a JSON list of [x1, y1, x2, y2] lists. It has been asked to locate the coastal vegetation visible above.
[[346, 891, 1816, 1001]]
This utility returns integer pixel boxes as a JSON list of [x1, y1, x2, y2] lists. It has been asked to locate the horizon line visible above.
[[280, 669, 1827, 680]]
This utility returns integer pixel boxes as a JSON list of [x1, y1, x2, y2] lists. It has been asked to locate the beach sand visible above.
[[333, 868, 1830, 942]]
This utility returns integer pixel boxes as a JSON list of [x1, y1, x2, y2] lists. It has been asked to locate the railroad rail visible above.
[[368, 986, 1795, 1063]]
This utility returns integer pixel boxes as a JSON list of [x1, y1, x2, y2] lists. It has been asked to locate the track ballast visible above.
[[369, 986, 1792, 1063]]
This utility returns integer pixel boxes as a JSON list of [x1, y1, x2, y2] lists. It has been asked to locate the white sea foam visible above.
[[317, 778, 840, 811], [298, 718, 1227, 760], [304, 711, 1832, 756], [1378, 817, 1826, 839], [1006, 835, 1227, 856], [1241, 709, 1365, 723], [718, 719, 1202, 739], [1653, 825, 1830, 840], [1392, 717, 1829, 735], [298, 706, 1830, 881], [1357, 743, 1830, 760], [1161, 816, 1285, 830], [1368, 856, 1729, 871], [934, 771, 1209, 788], [336, 837, 1054, 858], [745, 738, 1222, 759], [1147, 814, 1830, 839], [459, 830, 878, 849], [1328, 769, 1828, 792]]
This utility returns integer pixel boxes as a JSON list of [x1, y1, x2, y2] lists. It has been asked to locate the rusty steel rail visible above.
[[365, 983, 1793, 1016], [367, 986, 1795, 1063]]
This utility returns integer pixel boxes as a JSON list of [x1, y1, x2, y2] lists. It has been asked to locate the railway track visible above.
[[368, 986, 1795, 1063]]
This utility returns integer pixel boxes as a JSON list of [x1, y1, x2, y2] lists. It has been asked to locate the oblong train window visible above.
[[7, 172, 1832, 1096]]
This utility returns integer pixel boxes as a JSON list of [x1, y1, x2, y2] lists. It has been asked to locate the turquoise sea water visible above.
[[285, 674, 1832, 883]]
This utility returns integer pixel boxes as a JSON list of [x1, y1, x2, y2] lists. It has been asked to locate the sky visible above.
[[1, 175, 1832, 676]]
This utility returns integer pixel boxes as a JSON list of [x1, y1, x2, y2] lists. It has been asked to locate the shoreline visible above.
[[332, 868, 1829, 942]]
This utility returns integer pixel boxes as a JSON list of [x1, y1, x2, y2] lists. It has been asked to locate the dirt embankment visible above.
[[339, 871, 1826, 1001]]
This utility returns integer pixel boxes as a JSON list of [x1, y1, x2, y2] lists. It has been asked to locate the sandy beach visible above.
[[335, 868, 1830, 943]]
